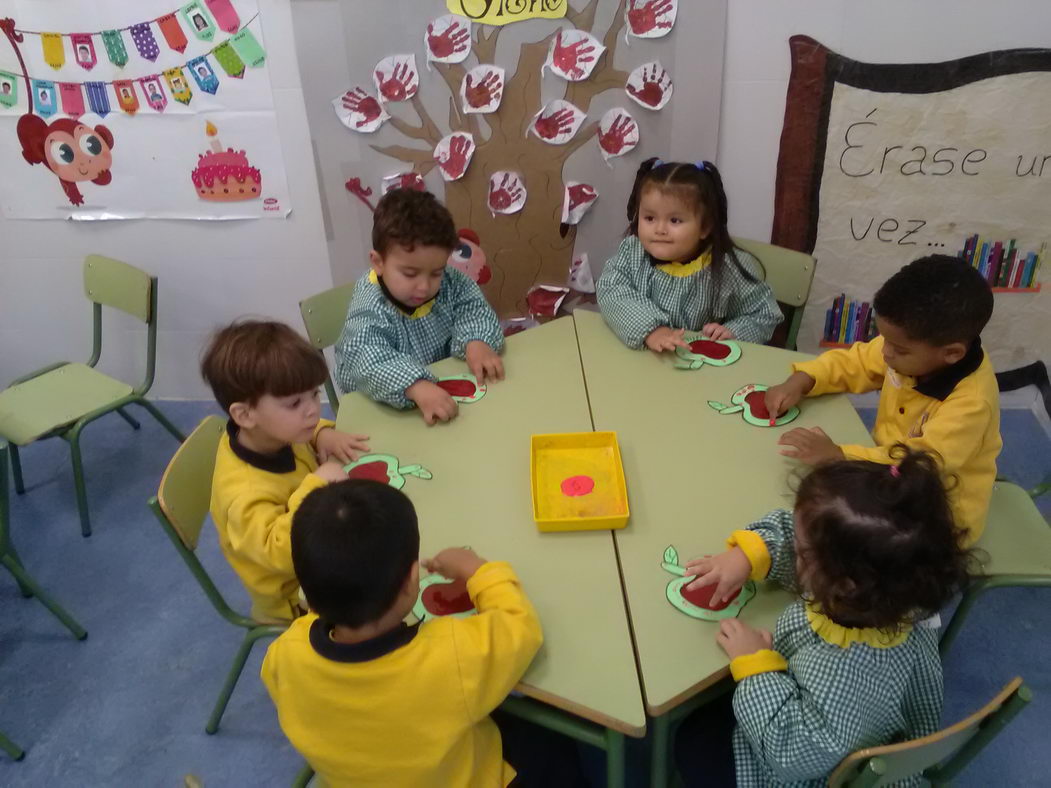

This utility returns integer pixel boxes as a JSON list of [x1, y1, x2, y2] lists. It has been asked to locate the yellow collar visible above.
[[368, 270, 435, 319], [654, 249, 712, 277], [805, 602, 911, 649]]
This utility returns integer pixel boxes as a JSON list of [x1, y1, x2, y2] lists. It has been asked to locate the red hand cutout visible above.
[[627, 64, 670, 107], [375, 62, 417, 102], [427, 21, 470, 58], [567, 183, 597, 212], [438, 135, 472, 179], [341, 87, 382, 127], [551, 30, 597, 79], [534, 107, 576, 140], [464, 70, 501, 108], [628, 0, 675, 34], [599, 114, 636, 155], [489, 173, 524, 211]]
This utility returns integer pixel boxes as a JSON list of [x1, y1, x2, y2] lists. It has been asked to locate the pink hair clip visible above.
[[889, 465, 901, 478]]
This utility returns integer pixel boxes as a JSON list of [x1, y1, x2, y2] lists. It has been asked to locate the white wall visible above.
[[0, 0, 333, 399], [718, 0, 1051, 243]]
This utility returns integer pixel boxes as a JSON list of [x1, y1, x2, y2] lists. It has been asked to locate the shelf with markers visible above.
[[959, 234, 1044, 292], [819, 294, 878, 349]]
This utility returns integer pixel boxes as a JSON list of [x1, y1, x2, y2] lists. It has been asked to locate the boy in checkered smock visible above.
[[676, 447, 973, 787], [334, 189, 504, 425], [597, 158, 781, 352]]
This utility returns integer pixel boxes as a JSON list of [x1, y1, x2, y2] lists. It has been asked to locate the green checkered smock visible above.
[[730, 510, 943, 787], [596, 235, 782, 348], [334, 267, 503, 409]]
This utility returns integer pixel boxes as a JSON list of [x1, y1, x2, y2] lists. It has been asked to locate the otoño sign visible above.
[[447, 0, 567, 26]]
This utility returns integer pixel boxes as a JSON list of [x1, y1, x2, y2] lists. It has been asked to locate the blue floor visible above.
[[1, 401, 1048, 786]]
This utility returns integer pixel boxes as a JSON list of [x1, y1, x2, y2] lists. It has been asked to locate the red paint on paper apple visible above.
[[346, 461, 389, 484], [680, 581, 738, 612], [744, 391, 771, 420], [437, 378, 477, 398], [561, 475, 595, 496], [421, 579, 473, 615], [688, 339, 731, 359]]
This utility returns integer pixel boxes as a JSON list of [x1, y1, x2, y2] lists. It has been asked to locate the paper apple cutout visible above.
[[413, 574, 476, 622], [661, 545, 755, 621], [707, 384, 800, 427], [674, 334, 742, 370], [343, 453, 433, 489], [436, 373, 487, 403]]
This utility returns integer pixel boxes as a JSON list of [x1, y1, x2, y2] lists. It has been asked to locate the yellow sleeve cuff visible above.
[[730, 649, 788, 681], [726, 530, 771, 581], [312, 419, 337, 444], [465, 561, 517, 599]]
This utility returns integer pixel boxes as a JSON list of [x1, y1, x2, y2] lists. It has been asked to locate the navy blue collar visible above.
[[914, 338, 984, 401], [226, 419, 296, 474], [309, 617, 420, 663]]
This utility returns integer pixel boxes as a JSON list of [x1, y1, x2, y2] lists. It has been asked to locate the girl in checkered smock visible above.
[[675, 447, 974, 787], [596, 158, 782, 351]]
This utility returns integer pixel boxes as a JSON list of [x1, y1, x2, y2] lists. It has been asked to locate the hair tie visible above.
[[653, 157, 664, 167], [889, 465, 901, 478]]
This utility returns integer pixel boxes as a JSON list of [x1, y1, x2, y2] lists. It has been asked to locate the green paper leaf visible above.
[[663, 545, 678, 566]]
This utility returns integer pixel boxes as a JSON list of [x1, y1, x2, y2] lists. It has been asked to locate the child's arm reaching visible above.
[[719, 252, 782, 344], [448, 270, 505, 381], [792, 336, 888, 396], [597, 238, 673, 349], [685, 509, 798, 597]]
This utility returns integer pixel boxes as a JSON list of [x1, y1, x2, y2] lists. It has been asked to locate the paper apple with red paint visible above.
[[673, 334, 742, 370], [413, 574, 476, 622], [660, 545, 755, 621], [707, 384, 800, 427], [343, 453, 433, 489], [436, 373, 487, 403]]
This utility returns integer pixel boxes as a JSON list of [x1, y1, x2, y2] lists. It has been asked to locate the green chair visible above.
[[299, 282, 356, 413], [939, 481, 1051, 656], [828, 677, 1030, 787], [147, 415, 286, 734], [733, 237, 816, 350], [0, 255, 185, 537], [0, 728, 25, 762]]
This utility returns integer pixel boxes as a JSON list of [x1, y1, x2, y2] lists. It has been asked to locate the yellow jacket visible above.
[[793, 336, 1000, 544], [260, 561, 543, 788], [210, 420, 333, 622]]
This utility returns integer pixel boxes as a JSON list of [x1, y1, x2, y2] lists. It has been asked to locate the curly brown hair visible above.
[[200, 320, 327, 413], [371, 188, 458, 256], [793, 446, 974, 633]]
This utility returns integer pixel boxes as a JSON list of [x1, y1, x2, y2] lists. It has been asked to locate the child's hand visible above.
[[465, 340, 505, 383], [315, 427, 370, 464], [765, 371, 815, 417], [423, 547, 487, 581], [644, 326, 688, 353], [684, 547, 752, 604], [407, 380, 459, 425], [702, 323, 735, 341], [315, 460, 349, 483], [716, 619, 773, 660], [778, 426, 845, 465]]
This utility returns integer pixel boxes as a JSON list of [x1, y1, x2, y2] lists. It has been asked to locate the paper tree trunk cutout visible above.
[[707, 384, 800, 427], [343, 454, 433, 489], [661, 545, 755, 621], [674, 335, 742, 370], [436, 374, 486, 403], [369, 0, 639, 318], [413, 575, 476, 622]]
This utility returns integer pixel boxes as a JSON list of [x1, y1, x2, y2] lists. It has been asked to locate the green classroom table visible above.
[[572, 309, 874, 785], [335, 317, 646, 786]]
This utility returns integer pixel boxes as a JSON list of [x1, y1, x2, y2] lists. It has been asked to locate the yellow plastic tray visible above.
[[530, 431, 630, 532]]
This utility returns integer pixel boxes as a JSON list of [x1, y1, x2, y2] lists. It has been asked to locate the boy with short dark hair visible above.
[[261, 480, 544, 786], [765, 255, 1000, 544], [334, 188, 505, 425], [201, 320, 369, 622]]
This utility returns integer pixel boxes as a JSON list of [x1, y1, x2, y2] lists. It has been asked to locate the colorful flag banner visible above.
[[212, 42, 245, 78], [113, 80, 139, 114], [188, 56, 219, 94], [164, 67, 193, 105], [182, 2, 217, 41], [85, 81, 110, 117], [205, 0, 241, 33], [71, 34, 98, 70], [130, 23, 160, 61], [0, 71, 18, 108], [42, 33, 65, 69], [230, 28, 265, 68], [59, 82, 86, 118], [101, 30, 129, 67], [32, 79, 58, 117], [139, 75, 168, 112], [156, 13, 189, 53]]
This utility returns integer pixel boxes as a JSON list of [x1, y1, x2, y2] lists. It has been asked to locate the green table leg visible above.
[[650, 712, 672, 788], [605, 728, 626, 788]]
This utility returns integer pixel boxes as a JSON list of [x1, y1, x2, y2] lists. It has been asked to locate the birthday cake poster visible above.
[[0, 0, 290, 220]]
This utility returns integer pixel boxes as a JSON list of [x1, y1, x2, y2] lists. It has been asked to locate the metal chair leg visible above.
[[9, 444, 25, 495], [4, 542, 34, 598], [116, 407, 141, 430], [0, 728, 25, 761], [135, 399, 186, 443], [206, 626, 283, 734], [67, 426, 92, 538], [2, 555, 88, 640]]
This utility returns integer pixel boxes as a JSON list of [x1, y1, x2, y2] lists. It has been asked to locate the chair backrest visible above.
[[732, 237, 815, 308], [155, 416, 225, 550], [84, 255, 153, 323], [828, 677, 1030, 787], [299, 282, 356, 411], [0, 442, 10, 556]]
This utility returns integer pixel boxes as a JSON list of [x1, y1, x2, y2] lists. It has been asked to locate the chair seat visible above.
[[973, 483, 1051, 576], [0, 364, 133, 445]]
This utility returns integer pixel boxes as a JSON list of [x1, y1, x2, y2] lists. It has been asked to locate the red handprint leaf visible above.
[[568, 253, 596, 294], [332, 85, 389, 133], [460, 64, 505, 114], [433, 132, 476, 182], [561, 182, 599, 225], [425, 15, 472, 65], [526, 285, 570, 317], [626, 61, 673, 110], [373, 54, 418, 103], [598, 107, 639, 162], [382, 171, 426, 194], [529, 99, 586, 145], [488, 171, 527, 215], [543, 29, 605, 82], [625, 0, 678, 39]]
